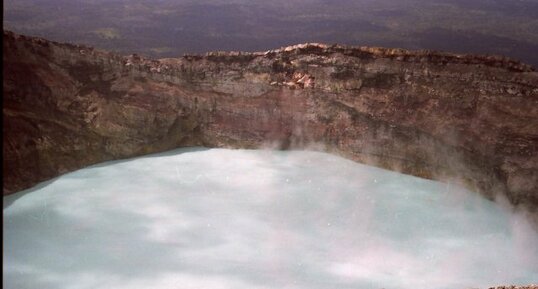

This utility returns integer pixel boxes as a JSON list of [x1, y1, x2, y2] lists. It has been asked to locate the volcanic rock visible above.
[[3, 31, 538, 216]]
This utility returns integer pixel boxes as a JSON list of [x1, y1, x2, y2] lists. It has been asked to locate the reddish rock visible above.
[[3, 31, 538, 218]]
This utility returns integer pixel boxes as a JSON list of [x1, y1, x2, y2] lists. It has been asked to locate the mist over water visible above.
[[4, 148, 538, 289]]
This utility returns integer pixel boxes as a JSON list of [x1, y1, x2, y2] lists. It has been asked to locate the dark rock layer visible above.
[[3, 31, 538, 215]]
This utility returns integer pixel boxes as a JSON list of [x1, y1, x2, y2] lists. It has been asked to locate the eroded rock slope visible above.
[[3, 31, 538, 213]]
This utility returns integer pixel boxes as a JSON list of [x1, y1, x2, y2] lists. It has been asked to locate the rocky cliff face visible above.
[[3, 30, 538, 214]]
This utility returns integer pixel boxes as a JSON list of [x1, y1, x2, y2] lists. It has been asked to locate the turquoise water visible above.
[[4, 148, 538, 289]]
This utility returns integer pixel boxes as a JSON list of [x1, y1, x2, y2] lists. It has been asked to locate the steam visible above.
[[4, 148, 538, 289]]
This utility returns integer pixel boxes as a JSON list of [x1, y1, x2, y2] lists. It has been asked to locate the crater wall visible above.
[[3, 31, 537, 214]]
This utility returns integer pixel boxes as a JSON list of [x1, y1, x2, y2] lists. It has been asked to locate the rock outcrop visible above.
[[3, 31, 538, 215], [489, 285, 538, 289]]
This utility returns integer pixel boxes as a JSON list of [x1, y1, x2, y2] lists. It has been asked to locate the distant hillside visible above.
[[4, 0, 538, 67]]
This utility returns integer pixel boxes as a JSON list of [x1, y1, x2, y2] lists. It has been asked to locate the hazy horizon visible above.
[[4, 0, 538, 66]]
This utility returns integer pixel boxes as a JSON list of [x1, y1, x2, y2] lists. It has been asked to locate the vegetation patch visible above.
[[93, 28, 121, 40]]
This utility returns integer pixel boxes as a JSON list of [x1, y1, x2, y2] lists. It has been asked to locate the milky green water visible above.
[[4, 148, 538, 289]]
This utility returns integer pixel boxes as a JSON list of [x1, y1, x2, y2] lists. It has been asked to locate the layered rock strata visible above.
[[3, 31, 538, 215]]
